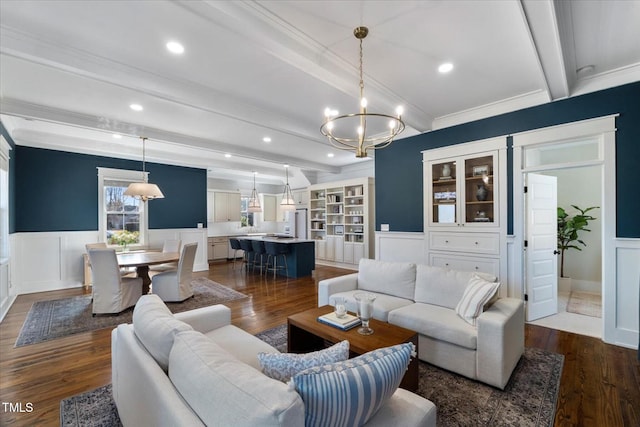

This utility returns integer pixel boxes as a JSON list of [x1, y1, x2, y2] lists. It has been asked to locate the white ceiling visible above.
[[1, 0, 639, 185]]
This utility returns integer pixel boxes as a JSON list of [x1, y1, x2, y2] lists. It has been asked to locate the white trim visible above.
[[512, 115, 636, 348], [512, 114, 618, 147], [97, 167, 149, 247], [420, 135, 507, 159]]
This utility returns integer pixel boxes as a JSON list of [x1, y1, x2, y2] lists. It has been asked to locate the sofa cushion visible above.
[[258, 340, 349, 382], [292, 343, 413, 427], [330, 291, 414, 322], [455, 274, 500, 326], [414, 265, 496, 309], [357, 258, 416, 300], [132, 294, 193, 372], [204, 324, 280, 370], [388, 303, 478, 350], [169, 330, 305, 426]]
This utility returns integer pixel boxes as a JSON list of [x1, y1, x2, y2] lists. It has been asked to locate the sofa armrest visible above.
[[318, 273, 358, 306], [476, 297, 525, 389], [174, 304, 231, 333]]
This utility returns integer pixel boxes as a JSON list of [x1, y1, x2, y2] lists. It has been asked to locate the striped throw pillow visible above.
[[291, 342, 413, 427], [455, 274, 500, 326]]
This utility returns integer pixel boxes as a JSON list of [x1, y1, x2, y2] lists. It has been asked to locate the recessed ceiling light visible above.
[[263, 137, 271, 143], [438, 62, 454, 73], [112, 134, 122, 139], [224, 153, 232, 158], [166, 41, 185, 55], [129, 103, 143, 111], [327, 153, 334, 158]]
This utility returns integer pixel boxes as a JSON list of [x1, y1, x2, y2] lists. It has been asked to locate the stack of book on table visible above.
[[317, 312, 361, 331]]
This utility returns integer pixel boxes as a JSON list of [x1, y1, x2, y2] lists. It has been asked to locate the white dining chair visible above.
[[149, 239, 182, 273], [85, 242, 133, 279], [87, 248, 143, 315], [151, 242, 197, 302]]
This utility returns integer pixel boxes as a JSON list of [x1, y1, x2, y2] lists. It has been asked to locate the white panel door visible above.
[[525, 173, 558, 321]]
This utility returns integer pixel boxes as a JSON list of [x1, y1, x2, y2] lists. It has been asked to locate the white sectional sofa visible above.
[[318, 258, 525, 389], [111, 294, 437, 426]]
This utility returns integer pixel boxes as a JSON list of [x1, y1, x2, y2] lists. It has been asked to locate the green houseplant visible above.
[[557, 205, 598, 278]]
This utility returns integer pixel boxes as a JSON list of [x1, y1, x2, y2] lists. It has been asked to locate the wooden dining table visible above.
[[117, 251, 180, 294]]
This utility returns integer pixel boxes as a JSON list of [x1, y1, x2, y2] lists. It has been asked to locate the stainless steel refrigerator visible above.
[[285, 208, 307, 239]]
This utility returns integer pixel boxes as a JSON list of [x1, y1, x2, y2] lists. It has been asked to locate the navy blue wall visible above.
[[375, 81, 640, 238], [14, 146, 207, 232]]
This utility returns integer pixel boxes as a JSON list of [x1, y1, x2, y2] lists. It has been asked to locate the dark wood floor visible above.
[[0, 262, 638, 426]]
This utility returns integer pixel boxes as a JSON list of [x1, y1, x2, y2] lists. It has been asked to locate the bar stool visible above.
[[264, 241, 289, 279], [251, 240, 267, 274], [238, 239, 254, 271], [229, 238, 242, 269]]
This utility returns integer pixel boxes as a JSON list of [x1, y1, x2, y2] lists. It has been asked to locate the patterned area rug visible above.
[[60, 325, 563, 426], [15, 277, 247, 347], [566, 291, 602, 318]]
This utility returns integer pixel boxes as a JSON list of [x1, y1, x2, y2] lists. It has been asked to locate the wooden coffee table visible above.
[[287, 305, 419, 392]]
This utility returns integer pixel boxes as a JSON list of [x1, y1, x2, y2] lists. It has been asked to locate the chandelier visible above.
[[248, 171, 262, 213], [321, 26, 405, 158], [280, 165, 296, 211], [124, 137, 165, 202]]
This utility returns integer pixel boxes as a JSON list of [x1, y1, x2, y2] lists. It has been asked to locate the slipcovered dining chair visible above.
[[149, 239, 182, 273], [85, 242, 133, 278], [87, 248, 143, 315], [151, 242, 197, 302]]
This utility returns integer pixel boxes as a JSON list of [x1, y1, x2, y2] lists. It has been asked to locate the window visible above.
[[104, 180, 141, 245], [98, 168, 148, 247], [240, 196, 254, 227]]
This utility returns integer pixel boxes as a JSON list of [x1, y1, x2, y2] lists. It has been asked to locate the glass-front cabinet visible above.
[[428, 153, 497, 227]]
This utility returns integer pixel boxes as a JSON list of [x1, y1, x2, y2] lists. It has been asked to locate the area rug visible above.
[[566, 290, 602, 318], [60, 325, 563, 427], [15, 277, 247, 347]]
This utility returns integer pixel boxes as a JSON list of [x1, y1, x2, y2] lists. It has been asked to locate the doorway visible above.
[[526, 165, 603, 338], [512, 115, 616, 342]]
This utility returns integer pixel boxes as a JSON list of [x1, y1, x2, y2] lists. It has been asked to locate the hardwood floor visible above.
[[1, 262, 638, 426]]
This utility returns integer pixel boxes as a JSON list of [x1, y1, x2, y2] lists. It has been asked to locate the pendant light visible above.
[[320, 26, 405, 158], [124, 137, 165, 202], [280, 165, 296, 211], [248, 171, 262, 213]]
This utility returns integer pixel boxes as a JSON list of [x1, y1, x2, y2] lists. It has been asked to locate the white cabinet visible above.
[[326, 236, 344, 262], [308, 178, 374, 266], [212, 192, 241, 222], [208, 237, 229, 260], [263, 195, 277, 222], [315, 240, 326, 260], [422, 137, 507, 295], [292, 189, 309, 208]]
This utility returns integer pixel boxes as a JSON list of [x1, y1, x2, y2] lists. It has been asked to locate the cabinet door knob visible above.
[[445, 240, 449, 243], [474, 266, 479, 270], [475, 241, 479, 245], [445, 263, 449, 267]]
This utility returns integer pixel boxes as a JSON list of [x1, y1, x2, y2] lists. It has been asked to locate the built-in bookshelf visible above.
[[308, 178, 374, 266]]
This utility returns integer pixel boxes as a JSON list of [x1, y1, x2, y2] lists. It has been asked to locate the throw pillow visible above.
[[291, 342, 413, 427], [258, 340, 349, 382], [455, 274, 500, 326]]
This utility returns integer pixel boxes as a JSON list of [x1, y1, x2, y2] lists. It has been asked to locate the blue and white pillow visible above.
[[258, 340, 349, 382], [291, 342, 414, 427]]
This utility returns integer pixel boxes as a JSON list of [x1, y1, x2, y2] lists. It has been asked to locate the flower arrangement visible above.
[[109, 230, 140, 248]]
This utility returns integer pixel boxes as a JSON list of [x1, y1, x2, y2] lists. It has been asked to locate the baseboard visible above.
[[0, 295, 17, 323]]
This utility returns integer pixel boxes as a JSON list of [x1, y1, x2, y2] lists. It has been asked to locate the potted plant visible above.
[[557, 205, 598, 279]]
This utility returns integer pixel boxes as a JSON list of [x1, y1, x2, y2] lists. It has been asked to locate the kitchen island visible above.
[[235, 236, 315, 278]]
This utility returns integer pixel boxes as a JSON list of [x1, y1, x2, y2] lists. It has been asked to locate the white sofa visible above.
[[111, 294, 437, 426], [318, 258, 525, 390]]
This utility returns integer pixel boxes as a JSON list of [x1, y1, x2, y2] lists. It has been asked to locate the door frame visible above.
[[511, 115, 617, 342]]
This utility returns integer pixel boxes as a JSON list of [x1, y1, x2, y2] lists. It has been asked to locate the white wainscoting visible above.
[[607, 239, 639, 349], [0, 257, 15, 322], [375, 232, 426, 264], [376, 232, 638, 350], [9, 228, 209, 296]]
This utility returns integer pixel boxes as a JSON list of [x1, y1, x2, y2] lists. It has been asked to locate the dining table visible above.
[[117, 251, 180, 294]]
